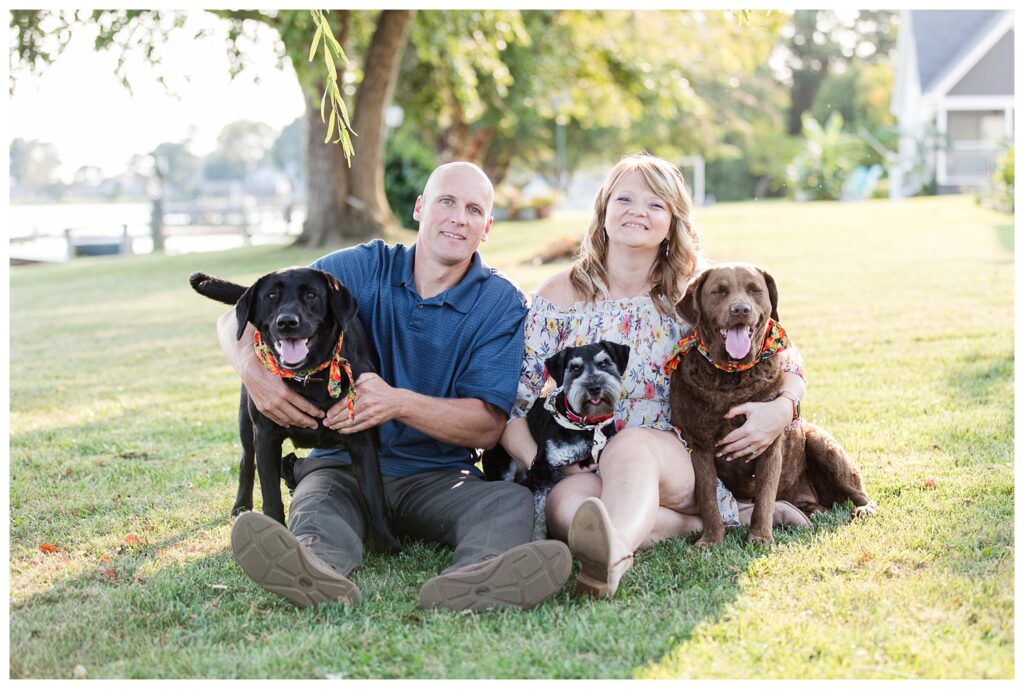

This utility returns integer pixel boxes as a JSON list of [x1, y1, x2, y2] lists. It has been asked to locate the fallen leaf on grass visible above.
[[124, 533, 144, 546], [98, 555, 111, 564], [39, 543, 60, 554], [102, 568, 117, 579], [244, 634, 258, 643], [922, 478, 937, 489]]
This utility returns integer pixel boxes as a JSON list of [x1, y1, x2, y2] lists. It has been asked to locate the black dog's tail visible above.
[[189, 271, 247, 305]]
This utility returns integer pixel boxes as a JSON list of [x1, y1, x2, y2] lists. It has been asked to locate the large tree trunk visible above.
[[296, 10, 414, 247]]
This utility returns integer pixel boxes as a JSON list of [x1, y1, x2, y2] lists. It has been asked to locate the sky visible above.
[[8, 11, 306, 183]]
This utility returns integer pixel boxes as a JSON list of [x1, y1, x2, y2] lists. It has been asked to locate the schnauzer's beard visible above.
[[564, 373, 622, 419]]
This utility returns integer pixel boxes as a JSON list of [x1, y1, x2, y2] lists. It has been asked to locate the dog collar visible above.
[[253, 331, 357, 419], [558, 393, 614, 427], [663, 319, 792, 375], [543, 390, 615, 463]]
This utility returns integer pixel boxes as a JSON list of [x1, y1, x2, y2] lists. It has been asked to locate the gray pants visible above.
[[288, 456, 535, 577]]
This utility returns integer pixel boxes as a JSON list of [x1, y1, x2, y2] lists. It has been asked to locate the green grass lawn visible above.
[[8, 195, 1014, 678]]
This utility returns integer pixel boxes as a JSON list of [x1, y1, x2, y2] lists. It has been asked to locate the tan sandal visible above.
[[567, 497, 633, 597]]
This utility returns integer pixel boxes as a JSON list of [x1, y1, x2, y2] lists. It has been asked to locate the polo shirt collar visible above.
[[393, 243, 489, 314]]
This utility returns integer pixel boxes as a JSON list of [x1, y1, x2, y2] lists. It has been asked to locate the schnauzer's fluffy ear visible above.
[[544, 350, 572, 387], [601, 341, 631, 375]]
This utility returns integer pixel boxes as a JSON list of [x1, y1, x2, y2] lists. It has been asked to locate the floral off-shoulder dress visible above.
[[511, 294, 806, 526]]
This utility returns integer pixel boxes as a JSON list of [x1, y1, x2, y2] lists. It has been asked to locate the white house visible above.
[[890, 10, 1014, 198]]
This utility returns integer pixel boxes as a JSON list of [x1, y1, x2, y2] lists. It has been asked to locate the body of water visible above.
[[9, 201, 303, 263]]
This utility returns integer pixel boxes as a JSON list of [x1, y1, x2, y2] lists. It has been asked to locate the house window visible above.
[[947, 110, 1006, 143]]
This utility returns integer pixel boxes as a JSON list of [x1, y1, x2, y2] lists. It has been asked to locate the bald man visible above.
[[218, 163, 570, 612]]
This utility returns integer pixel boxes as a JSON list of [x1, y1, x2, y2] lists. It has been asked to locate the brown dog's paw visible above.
[[853, 501, 878, 518], [694, 533, 724, 548], [747, 530, 775, 547]]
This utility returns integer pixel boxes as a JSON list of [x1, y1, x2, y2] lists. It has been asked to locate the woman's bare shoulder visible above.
[[534, 270, 579, 308]]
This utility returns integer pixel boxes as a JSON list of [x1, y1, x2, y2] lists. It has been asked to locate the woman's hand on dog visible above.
[[716, 397, 792, 461]]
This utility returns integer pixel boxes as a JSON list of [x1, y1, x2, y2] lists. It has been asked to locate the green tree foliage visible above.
[[10, 9, 414, 245], [9, 138, 63, 189], [270, 116, 306, 194], [202, 120, 276, 181], [397, 10, 786, 186], [777, 10, 897, 136], [152, 141, 202, 200]]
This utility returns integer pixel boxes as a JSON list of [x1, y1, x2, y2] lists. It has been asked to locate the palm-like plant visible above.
[[788, 111, 865, 200]]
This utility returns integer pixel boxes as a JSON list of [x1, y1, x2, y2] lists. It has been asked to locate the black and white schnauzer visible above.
[[483, 340, 631, 539]]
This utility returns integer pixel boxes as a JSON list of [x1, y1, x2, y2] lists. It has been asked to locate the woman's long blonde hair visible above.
[[569, 152, 703, 315]]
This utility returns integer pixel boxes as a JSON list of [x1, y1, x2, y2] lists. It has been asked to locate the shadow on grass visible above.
[[936, 350, 1014, 466], [8, 508, 858, 679], [945, 351, 1014, 404]]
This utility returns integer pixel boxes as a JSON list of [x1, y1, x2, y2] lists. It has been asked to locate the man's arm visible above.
[[325, 372, 506, 449], [216, 309, 323, 429]]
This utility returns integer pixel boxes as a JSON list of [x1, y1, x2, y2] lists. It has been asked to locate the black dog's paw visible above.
[[231, 503, 252, 517]]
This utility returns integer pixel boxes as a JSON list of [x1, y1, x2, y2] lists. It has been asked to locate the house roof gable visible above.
[[911, 10, 1007, 93]]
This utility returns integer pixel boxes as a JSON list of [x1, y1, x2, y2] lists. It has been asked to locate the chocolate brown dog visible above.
[[190, 268, 400, 554], [667, 262, 876, 546]]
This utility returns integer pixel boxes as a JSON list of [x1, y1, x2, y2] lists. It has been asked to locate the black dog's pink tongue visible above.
[[279, 338, 309, 365], [725, 326, 752, 359]]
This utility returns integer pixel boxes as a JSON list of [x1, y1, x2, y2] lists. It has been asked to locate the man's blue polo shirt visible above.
[[308, 239, 527, 477]]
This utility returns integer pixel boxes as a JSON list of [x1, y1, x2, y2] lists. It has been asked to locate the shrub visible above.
[[385, 132, 438, 229], [992, 144, 1014, 210], [788, 112, 866, 200]]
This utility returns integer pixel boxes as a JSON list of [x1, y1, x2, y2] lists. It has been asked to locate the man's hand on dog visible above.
[[243, 359, 324, 429], [716, 398, 792, 461], [327, 372, 404, 434]]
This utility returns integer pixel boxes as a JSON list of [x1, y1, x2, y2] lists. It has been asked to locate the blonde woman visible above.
[[500, 153, 809, 596]]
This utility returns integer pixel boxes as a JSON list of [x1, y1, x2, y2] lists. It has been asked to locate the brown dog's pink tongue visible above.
[[725, 327, 752, 359], [280, 338, 309, 365]]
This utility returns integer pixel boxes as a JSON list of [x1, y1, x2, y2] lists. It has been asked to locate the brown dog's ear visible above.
[[234, 275, 267, 341], [677, 269, 709, 326], [759, 268, 780, 322], [322, 271, 359, 326]]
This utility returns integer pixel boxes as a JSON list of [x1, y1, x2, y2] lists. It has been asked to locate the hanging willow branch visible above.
[[309, 9, 355, 164]]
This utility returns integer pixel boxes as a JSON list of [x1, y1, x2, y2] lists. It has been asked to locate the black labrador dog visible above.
[[190, 267, 400, 554]]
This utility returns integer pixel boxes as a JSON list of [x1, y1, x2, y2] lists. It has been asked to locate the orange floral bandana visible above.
[[663, 319, 792, 375], [253, 331, 356, 419]]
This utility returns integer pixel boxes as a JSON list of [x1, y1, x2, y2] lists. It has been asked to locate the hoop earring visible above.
[[663, 240, 670, 257]]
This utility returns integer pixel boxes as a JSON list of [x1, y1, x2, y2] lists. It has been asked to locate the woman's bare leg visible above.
[[546, 471, 601, 542], [597, 428, 698, 552]]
